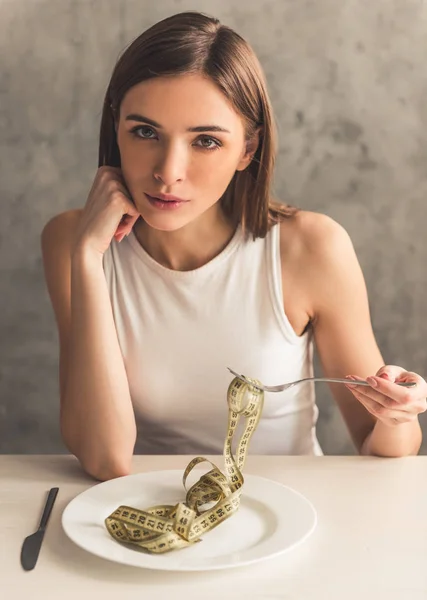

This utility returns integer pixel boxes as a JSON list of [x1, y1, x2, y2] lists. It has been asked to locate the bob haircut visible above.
[[98, 11, 298, 238]]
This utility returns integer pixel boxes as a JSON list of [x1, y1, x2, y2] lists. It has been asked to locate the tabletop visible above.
[[2, 454, 427, 600]]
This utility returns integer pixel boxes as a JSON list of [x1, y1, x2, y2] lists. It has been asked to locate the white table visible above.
[[2, 454, 427, 600]]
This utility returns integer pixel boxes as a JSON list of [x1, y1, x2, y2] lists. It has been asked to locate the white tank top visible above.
[[103, 223, 323, 456]]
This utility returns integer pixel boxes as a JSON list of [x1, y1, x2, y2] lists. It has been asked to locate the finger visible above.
[[114, 174, 138, 208], [118, 213, 135, 227], [106, 174, 139, 216], [349, 389, 416, 423], [375, 365, 407, 382], [351, 388, 423, 415], [348, 374, 420, 406], [346, 376, 427, 415], [114, 228, 135, 242], [125, 213, 141, 228], [114, 225, 132, 239], [345, 380, 407, 409], [116, 214, 140, 237], [120, 194, 139, 217]]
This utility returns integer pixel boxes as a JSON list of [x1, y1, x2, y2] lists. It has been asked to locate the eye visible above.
[[194, 136, 222, 151], [129, 125, 157, 139]]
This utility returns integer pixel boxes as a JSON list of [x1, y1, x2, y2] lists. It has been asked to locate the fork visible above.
[[227, 368, 417, 393]]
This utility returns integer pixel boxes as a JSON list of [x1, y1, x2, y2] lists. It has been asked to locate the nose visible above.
[[153, 142, 186, 186]]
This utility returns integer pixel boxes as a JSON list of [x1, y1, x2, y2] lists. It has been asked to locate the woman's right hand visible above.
[[72, 166, 141, 257]]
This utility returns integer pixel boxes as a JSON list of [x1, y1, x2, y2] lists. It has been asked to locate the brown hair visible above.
[[98, 11, 298, 239]]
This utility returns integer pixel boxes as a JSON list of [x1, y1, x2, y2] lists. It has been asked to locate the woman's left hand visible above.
[[345, 365, 427, 426]]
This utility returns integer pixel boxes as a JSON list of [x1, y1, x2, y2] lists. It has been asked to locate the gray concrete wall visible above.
[[1, 0, 426, 454]]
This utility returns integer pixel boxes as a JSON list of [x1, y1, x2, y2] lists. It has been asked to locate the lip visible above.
[[146, 193, 189, 203]]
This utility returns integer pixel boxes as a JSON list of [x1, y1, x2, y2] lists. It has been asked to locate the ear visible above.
[[236, 128, 261, 172]]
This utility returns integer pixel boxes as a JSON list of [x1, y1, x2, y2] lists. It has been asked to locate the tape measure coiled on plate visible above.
[[105, 375, 264, 553]]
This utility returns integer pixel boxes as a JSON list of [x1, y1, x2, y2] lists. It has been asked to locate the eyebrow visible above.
[[124, 113, 231, 133]]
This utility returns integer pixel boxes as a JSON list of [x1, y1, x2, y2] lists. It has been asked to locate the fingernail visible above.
[[367, 377, 378, 387]]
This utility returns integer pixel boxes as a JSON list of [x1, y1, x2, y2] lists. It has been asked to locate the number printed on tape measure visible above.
[[105, 376, 264, 554]]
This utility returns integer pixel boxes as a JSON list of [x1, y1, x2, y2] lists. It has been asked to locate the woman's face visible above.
[[115, 74, 256, 232]]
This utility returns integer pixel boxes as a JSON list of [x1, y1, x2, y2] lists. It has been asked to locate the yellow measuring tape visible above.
[[105, 375, 264, 553]]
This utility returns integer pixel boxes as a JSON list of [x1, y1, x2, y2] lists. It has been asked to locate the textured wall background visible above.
[[1, 0, 427, 454]]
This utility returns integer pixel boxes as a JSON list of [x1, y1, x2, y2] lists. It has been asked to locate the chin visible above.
[[139, 210, 193, 233]]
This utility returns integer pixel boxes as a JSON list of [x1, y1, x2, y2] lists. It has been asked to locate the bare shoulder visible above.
[[41, 208, 83, 252], [278, 209, 361, 289], [277, 210, 362, 328], [278, 209, 354, 265]]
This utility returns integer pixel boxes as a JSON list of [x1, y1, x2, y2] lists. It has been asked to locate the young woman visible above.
[[41, 11, 427, 481]]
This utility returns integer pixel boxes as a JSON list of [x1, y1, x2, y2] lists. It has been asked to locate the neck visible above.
[[133, 206, 236, 271]]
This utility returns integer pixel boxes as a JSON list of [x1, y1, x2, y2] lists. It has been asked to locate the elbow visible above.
[[81, 455, 133, 482], [61, 428, 133, 481], [81, 461, 132, 481], [60, 417, 135, 481]]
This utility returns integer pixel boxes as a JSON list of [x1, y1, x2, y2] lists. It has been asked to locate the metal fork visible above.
[[227, 368, 417, 393]]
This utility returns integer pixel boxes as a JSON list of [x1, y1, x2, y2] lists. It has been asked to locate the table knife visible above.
[[20, 487, 59, 571]]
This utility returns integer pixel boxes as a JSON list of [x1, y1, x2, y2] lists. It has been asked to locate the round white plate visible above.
[[62, 469, 316, 571]]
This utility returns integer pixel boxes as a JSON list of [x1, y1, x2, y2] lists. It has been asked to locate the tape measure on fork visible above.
[[105, 375, 264, 553]]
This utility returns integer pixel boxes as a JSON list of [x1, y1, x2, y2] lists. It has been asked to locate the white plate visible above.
[[62, 469, 316, 571]]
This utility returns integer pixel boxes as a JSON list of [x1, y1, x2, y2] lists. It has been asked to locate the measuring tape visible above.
[[105, 375, 264, 553]]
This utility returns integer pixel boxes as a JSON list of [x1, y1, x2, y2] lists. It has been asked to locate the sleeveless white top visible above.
[[103, 223, 323, 456]]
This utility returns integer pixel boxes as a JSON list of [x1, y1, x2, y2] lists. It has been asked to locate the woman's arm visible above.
[[285, 212, 423, 456], [41, 209, 137, 480]]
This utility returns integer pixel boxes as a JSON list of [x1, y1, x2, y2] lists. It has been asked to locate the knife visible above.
[[20, 487, 59, 571]]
